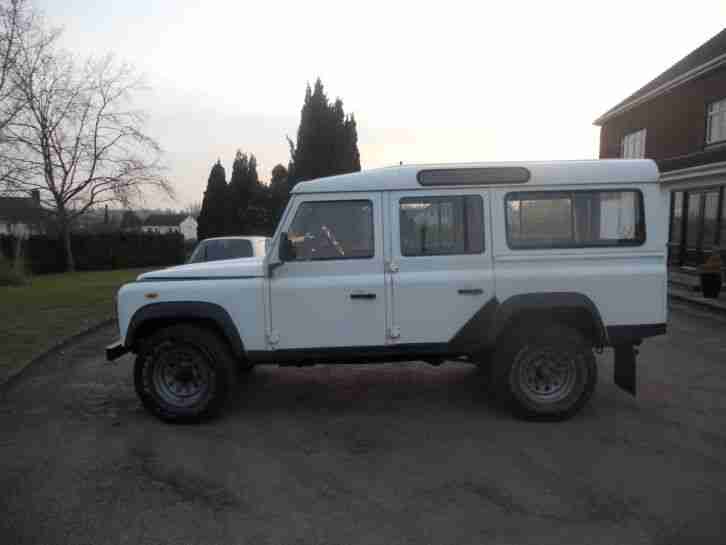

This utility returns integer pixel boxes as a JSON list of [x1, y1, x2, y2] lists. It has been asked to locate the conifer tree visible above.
[[344, 114, 361, 172], [197, 160, 229, 240], [228, 150, 251, 234], [228, 150, 271, 235], [269, 163, 289, 225], [287, 78, 361, 189]]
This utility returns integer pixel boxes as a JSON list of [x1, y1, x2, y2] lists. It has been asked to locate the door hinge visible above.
[[386, 260, 399, 274], [267, 330, 280, 345], [387, 326, 401, 339]]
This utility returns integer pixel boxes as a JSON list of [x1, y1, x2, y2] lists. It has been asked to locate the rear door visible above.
[[386, 189, 494, 346]]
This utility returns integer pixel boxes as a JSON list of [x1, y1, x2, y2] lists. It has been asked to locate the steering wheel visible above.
[[321, 225, 345, 257]]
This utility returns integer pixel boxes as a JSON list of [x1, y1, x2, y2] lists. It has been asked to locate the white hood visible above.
[[138, 256, 265, 280]]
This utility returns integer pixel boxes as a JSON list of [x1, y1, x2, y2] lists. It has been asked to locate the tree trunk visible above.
[[13, 235, 22, 266], [59, 216, 75, 272]]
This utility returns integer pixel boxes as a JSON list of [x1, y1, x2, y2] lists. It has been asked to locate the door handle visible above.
[[457, 288, 483, 295], [350, 293, 377, 300]]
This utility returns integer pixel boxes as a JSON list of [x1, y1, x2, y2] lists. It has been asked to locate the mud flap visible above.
[[613, 345, 637, 395]]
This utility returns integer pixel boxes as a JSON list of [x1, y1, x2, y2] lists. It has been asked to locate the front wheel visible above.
[[491, 324, 597, 420], [134, 324, 237, 423]]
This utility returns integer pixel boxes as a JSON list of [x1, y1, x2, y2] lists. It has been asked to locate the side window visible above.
[[505, 190, 645, 248], [399, 195, 484, 256], [287, 200, 374, 260]]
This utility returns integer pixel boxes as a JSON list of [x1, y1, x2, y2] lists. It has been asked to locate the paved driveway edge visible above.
[[0, 317, 115, 390], [669, 289, 726, 317]]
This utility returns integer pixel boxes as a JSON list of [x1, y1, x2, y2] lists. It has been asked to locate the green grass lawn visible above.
[[0, 268, 149, 380]]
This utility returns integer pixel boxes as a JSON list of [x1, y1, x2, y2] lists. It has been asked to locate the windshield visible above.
[[188, 239, 254, 263]]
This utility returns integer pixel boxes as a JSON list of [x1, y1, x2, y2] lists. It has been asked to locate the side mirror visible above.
[[279, 232, 295, 262]]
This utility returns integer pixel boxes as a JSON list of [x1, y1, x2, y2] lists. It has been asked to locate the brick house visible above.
[[594, 28, 726, 267]]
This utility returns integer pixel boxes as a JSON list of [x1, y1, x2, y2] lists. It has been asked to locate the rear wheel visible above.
[[134, 324, 237, 423], [491, 324, 597, 420]]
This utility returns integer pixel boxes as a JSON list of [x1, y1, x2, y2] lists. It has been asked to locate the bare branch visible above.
[[0, 15, 173, 270]]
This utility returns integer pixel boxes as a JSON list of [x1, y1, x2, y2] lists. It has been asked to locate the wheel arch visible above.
[[490, 292, 607, 348], [126, 301, 246, 360]]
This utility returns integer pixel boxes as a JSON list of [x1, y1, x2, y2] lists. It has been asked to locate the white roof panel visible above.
[[292, 160, 660, 194]]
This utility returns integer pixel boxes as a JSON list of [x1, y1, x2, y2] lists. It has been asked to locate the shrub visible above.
[[0, 232, 185, 274], [0, 254, 28, 286]]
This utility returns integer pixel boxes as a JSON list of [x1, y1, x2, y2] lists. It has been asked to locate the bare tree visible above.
[[0, 1, 30, 129], [0, 0, 46, 185], [4, 31, 172, 270]]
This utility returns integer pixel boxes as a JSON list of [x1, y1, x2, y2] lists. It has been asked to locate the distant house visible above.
[[142, 214, 198, 241], [594, 28, 726, 267], [120, 211, 143, 232], [0, 190, 45, 237]]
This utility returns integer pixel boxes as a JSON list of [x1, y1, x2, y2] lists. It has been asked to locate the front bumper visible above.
[[106, 340, 129, 362]]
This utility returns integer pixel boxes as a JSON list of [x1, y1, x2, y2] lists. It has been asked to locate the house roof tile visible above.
[[0, 197, 44, 223], [143, 213, 188, 227]]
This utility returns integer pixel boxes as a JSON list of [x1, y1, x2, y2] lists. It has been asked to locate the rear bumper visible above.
[[106, 340, 129, 362]]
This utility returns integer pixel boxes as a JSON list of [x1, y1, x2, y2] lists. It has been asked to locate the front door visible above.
[[386, 189, 494, 346], [270, 193, 386, 350]]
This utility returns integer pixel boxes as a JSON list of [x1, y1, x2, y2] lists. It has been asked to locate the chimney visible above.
[[30, 189, 40, 205]]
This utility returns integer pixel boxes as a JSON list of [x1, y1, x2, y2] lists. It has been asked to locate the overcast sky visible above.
[[36, 0, 726, 207]]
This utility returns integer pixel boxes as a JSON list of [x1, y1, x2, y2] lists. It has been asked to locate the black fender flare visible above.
[[125, 301, 245, 359], [449, 292, 608, 353], [489, 292, 608, 347]]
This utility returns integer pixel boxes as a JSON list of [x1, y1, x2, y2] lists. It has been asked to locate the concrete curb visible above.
[[0, 317, 115, 390], [669, 291, 726, 317]]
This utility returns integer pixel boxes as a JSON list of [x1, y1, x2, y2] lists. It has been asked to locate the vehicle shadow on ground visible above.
[[226, 362, 510, 418]]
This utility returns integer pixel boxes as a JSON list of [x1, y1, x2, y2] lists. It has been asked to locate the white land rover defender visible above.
[[107, 160, 668, 422]]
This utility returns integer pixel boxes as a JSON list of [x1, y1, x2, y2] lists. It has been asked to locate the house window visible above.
[[686, 193, 702, 248], [621, 129, 647, 158], [669, 192, 684, 245], [706, 98, 726, 145], [703, 190, 720, 250]]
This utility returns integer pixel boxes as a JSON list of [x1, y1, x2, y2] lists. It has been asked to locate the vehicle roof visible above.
[[292, 160, 660, 194], [200, 236, 269, 242]]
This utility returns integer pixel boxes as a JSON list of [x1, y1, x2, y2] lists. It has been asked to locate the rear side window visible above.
[[399, 195, 484, 256], [505, 190, 645, 249]]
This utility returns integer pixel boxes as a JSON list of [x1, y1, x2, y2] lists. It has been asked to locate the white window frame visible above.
[[706, 98, 726, 145], [621, 128, 647, 159]]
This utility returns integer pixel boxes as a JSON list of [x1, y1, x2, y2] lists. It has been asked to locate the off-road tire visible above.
[[134, 324, 237, 423], [490, 324, 597, 420]]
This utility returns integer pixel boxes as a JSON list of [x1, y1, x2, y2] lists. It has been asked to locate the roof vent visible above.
[[417, 167, 531, 186]]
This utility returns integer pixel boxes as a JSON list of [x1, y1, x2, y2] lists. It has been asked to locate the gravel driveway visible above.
[[1, 302, 725, 545]]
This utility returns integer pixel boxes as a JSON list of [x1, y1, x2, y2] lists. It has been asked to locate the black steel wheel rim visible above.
[[151, 342, 214, 409], [516, 347, 580, 404]]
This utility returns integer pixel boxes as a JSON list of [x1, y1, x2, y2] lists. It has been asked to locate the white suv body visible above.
[[109, 160, 668, 422]]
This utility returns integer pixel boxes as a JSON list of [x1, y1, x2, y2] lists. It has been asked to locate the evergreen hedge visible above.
[[0, 232, 185, 274]]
